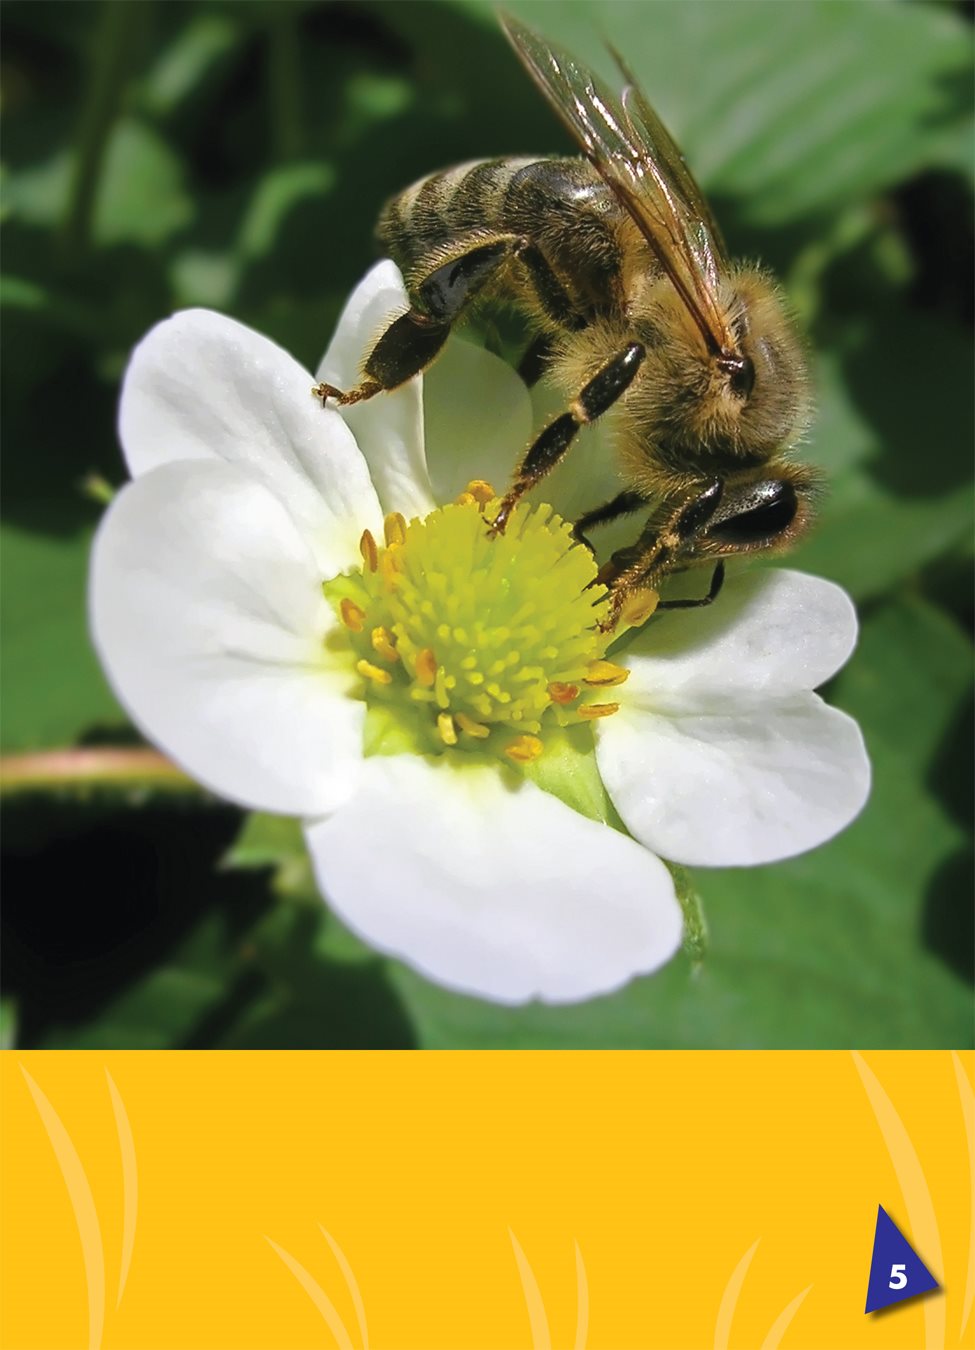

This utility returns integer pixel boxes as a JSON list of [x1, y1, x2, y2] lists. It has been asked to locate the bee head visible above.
[[712, 266, 811, 457]]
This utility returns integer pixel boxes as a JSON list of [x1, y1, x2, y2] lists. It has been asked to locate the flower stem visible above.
[[668, 863, 709, 971], [0, 748, 200, 798]]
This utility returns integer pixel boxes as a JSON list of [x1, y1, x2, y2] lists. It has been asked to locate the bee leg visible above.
[[315, 237, 519, 407], [488, 342, 645, 534], [572, 490, 647, 552], [655, 561, 726, 610], [313, 309, 451, 407], [599, 481, 724, 629]]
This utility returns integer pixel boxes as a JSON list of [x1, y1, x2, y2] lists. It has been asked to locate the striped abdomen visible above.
[[377, 156, 626, 320]]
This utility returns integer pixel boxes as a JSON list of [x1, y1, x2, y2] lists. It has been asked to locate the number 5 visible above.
[[889, 1263, 907, 1289]]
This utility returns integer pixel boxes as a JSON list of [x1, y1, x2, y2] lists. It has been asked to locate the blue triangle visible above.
[[865, 1205, 940, 1313]]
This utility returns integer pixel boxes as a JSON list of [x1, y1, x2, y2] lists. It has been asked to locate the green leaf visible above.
[[92, 118, 194, 248], [478, 0, 972, 226], [1, 524, 123, 751], [389, 594, 972, 1047], [791, 316, 974, 600]]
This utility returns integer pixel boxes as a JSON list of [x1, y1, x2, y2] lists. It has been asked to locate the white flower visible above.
[[89, 262, 870, 1006]]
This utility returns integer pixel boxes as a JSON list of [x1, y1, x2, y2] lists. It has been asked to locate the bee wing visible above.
[[501, 12, 734, 355]]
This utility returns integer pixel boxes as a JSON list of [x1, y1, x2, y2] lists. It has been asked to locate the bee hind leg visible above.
[[313, 309, 451, 407], [315, 236, 522, 407]]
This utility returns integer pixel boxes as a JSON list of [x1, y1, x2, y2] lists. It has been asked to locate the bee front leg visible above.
[[599, 480, 724, 630], [489, 342, 645, 534]]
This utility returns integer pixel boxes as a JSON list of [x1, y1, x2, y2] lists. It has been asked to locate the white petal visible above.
[[316, 260, 436, 519], [618, 569, 860, 712], [305, 754, 682, 1004], [423, 336, 533, 503], [119, 307, 380, 577], [596, 694, 871, 867], [90, 459, 364, 816]]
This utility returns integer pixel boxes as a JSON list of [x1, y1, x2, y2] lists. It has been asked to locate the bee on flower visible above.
[[89, 262, 869, 1005]]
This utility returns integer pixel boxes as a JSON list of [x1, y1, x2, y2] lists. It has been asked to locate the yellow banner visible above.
[[2, 1052, 971, 1349]]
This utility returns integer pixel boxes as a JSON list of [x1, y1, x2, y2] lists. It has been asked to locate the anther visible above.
[[455, 492, 476, 507], [584, 660, 630, 687], [371, 626, 398, 663], [356, 658, 393, 686], [359, 529, 378, 572], [437, 712, 458, 746], [504, 734, 544, 764], [578, 702, 620, 720], [415, 648, 438, 687], [547, 681, 579, 705], [455, 712, 490, 739], [620, 589, 659, 627], [464, 479, 496, 505], [340, 598, 366, 632], [384, 512, 407, 547]]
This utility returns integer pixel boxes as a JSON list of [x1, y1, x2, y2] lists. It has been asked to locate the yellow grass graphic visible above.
[[21, 1068, 106, 1350], [713, 1237, 812, 1350], [853, 1051, 945, 1347], [20, 1066, 139, 1350], [320, 1226, 369, 1349], [758, 1285, 813, 1350], [714, 1238, 759, 1350], [508, 1232, 589, 1350], [105, 1069, 138, 1308], [266, 1230, 368, 1350], [509, 1229, 551, 1350], [573, 1241, 589, 1350], [952, 1052, 974, 1341]]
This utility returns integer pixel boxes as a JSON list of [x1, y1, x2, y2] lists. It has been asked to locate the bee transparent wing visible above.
[[501, 12, 734, 355]]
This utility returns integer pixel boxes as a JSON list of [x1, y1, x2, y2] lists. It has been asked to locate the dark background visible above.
[[2, 0, 972, 1048]]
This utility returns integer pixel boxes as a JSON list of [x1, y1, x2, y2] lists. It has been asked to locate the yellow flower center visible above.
[[324, 484, 627, 763]]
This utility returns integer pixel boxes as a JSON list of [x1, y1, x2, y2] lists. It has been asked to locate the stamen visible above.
[[464, 479, 496, 505], [547, 681, 579, 705], [455, 491, 476, 507], [371, 626, 398, 663], [340, 598, 366, 632], [621, 589, 659, 627], [455, 712, 490, 739], [359, 529, 378, 572], [380, 550, 401, 586], [584, 660, 630, 687], [324, 496, 616, 764], [415, 648, 438, 687], [384, 512, 407, 547], [504, 734, 543, 764], [356, 658, 392, 686]]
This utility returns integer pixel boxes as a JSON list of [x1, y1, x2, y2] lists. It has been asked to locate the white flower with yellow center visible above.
[[89, 262, 870, 1005]]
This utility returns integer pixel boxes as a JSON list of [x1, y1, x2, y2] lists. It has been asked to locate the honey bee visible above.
[[315, 12, 816, 628]]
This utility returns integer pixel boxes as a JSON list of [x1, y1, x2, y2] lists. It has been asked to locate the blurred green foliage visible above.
[[2, 0, 972, 1048]]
